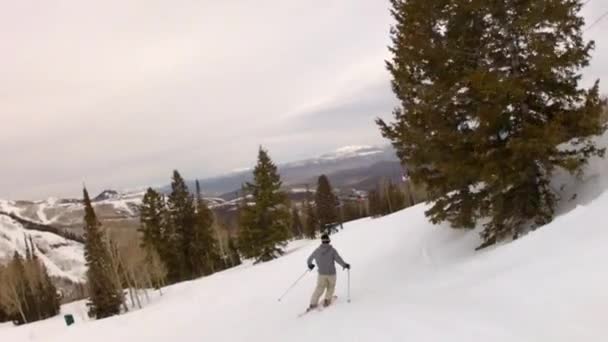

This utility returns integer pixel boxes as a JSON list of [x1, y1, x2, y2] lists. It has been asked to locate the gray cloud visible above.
[[0, 0, 394, 199], [1, 0, 607, 199]]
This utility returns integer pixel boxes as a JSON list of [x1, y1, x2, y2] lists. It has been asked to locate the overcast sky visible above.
[[1, 1, 607, 199]]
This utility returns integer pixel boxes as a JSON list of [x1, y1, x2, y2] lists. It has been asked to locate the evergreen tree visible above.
[[161, 198, 182, 284], [290, 206, 304, 239], [236, 186, 255, 258], [83, 188, 123, 319], [167, 170, 197, 280], [139, 188, 166, 259], [378, 0, 606, 248], [193, 180, 221, 276], [315, 175, 339, 233], [303, 188, 317, 239], [138, 188, 174, 283], [238, 147, 290, 263]]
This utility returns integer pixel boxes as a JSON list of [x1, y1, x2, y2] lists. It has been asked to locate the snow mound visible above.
[[2, 185, 608, 340]]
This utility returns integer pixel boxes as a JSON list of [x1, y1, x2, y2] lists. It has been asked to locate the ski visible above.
[[297, 296, 338, 318]]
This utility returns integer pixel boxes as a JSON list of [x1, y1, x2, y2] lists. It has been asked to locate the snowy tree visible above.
[[83, 187, 123, 319], [193, 180, 222, 275], [378, 0, 607, 248], [238, 147, 290, 263], [139, 188, 166, 260], [167, 170, 197, 280]]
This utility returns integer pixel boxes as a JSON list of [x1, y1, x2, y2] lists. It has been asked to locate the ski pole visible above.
[[278, 269, 311, 302], [347, 268, 351, 303]]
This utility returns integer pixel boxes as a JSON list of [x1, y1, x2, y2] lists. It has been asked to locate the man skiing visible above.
[[307, 233, 350, 310]]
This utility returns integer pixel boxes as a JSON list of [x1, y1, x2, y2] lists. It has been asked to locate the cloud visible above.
[[0, 0, 394, 199], [1, 0, 607, 199]]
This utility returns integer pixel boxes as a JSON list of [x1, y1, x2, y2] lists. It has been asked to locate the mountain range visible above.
[[0, 145, 401, 293]]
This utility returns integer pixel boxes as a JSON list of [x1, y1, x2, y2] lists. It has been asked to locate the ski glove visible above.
[[308, 264, 315, 270], [344, 264, 351, 270]]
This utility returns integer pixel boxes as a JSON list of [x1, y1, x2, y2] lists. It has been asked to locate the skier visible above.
[[307, 233, 350, 310]]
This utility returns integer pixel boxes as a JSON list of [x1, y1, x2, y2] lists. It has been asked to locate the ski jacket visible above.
[[307, 244, 347, 276]]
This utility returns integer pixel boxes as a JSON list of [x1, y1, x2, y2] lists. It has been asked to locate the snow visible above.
[[103, 199, 140, 216], [317, 145, 383, 161], [0, 190, 145, 227], [0, 199, 22, 215], [36, 201, 52, 225], [553, 132, 608, 213], [333, 145, 374, 154], [1, 132, 606, 341], [0, 215, 85, 282], [2, 178, 608, 340]]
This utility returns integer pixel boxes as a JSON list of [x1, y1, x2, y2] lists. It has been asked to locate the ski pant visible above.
[[310, 274, 337, 306]]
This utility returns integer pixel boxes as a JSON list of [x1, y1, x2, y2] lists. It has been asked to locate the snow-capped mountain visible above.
[[0, 145, 400, 237], [182, 145, 400, 197], [319, 145, 384, 160], [0, 213, 86, 298], [93, 190, 121, 202], [0, 214, 85, 280], [282, 145, 391, 168], [0, 192, 142, 233]]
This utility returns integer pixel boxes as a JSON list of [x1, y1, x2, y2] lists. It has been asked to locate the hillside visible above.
[[0, 214, 85, 292], [2, 152, 608, 340], [0, 194, 141, 234]]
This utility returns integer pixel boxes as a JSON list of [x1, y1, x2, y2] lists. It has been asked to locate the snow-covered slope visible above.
[[3, 184, 608, 340], [0, 191, 143, 231], [0, 214, 85, 283]]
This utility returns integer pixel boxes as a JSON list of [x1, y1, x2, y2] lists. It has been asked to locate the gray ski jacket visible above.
[[307, 244, 347, 276]]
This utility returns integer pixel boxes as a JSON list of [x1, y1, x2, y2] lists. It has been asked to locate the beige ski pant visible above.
[[310, 274, 337, 306]]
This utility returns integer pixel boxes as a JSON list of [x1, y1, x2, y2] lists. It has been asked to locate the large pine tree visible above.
[[83, 188, 123, 319], [167, 171, 197, 280], [139, 188, 166, 259], [378, 0, 606, 248], [315, 175, 339, 233], [193, 180, 221, 275], [238, 147, 290, 263]]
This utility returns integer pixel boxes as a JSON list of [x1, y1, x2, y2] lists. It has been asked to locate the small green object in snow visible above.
[[64, 314, 75, 326]]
